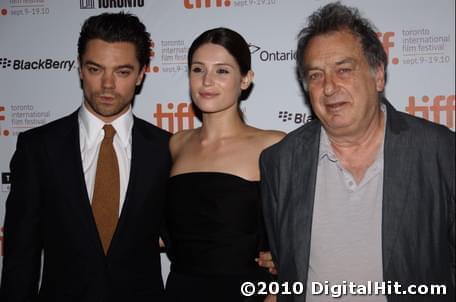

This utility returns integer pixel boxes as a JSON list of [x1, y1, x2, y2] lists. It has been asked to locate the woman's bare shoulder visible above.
[[247, 127, 286, 149], [169, 128, 199, 158]]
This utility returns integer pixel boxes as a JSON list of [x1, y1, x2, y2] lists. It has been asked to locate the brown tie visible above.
[[92, 124, 120, 254]]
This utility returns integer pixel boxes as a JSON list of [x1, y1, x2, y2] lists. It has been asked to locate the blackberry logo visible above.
[[0, 58, 12, 68], [278, 111, 313, 125], [278, 111, 293, 122], [0, 58, 74, 71]]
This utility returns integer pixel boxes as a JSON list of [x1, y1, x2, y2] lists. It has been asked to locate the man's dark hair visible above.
[[78, 12, 151, 69], [296, 2, 387, 86]]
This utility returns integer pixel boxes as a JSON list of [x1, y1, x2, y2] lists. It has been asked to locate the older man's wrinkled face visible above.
[[302, 30, 385, 137]]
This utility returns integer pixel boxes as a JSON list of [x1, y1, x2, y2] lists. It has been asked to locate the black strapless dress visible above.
[[165, 172, 272, 302]]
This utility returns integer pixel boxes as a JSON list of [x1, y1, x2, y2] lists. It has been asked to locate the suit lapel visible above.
[[288, 101, 414, 284], [109, 117, 162, 251], [45, 111, 101, 247], [291, 122, 321, 283], [381, 100, 414, 273], [115, 119, 145, 232]]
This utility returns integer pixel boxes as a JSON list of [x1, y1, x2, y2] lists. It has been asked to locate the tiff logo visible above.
[[0, 105, 9, 136], [0, 106, 5, 122], [184, 0, 231, 9], [146, 40, 159, 73], [80, 0, 95, 9], [377, 32, 398, 65], [154, 102, 196, 133], [2, 172, 11, 192], [406, 95, 455, 129]]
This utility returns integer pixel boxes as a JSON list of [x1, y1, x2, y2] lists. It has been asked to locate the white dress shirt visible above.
[[78, 103, 133, 216]]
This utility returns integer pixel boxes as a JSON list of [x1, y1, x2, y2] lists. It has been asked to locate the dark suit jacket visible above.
[[260, 100, 455, 301], [0, 110, 171, 302]]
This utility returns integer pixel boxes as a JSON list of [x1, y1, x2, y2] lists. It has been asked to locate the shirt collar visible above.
[[319, 127, 337, 162], [78, 103, 133, 149]]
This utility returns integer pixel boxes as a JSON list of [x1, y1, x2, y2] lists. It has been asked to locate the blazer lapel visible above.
[[287, 100, 414, 285], [109, 117, 164, 250], [115, 121, 145, 232], [381, 100, 414, 273], [291, 122, 321, 283], [45, 111, 101, 247]]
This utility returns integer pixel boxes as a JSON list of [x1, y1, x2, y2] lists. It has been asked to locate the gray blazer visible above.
[[260, 99, 455, 302]]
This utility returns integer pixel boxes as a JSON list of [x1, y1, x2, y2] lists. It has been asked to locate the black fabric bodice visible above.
[[165, 172, 267, 276]]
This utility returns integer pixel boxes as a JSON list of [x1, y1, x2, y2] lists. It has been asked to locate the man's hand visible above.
[[256, 251, 277, 275]]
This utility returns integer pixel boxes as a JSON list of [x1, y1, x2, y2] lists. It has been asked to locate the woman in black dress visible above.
[[165, 27, 284, 302]]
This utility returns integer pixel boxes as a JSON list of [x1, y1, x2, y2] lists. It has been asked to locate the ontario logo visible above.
[[80, 0, 144, 9], [0, 57, 75, 71], [153, 102, 197, 133], [249, 44, 296, 62]]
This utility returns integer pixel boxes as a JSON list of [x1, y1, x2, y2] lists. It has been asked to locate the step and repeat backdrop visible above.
[[0, 0, 454, 282]]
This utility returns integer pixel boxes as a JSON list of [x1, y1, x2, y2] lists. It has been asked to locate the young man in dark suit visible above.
[[0, 12, 171, 301]]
